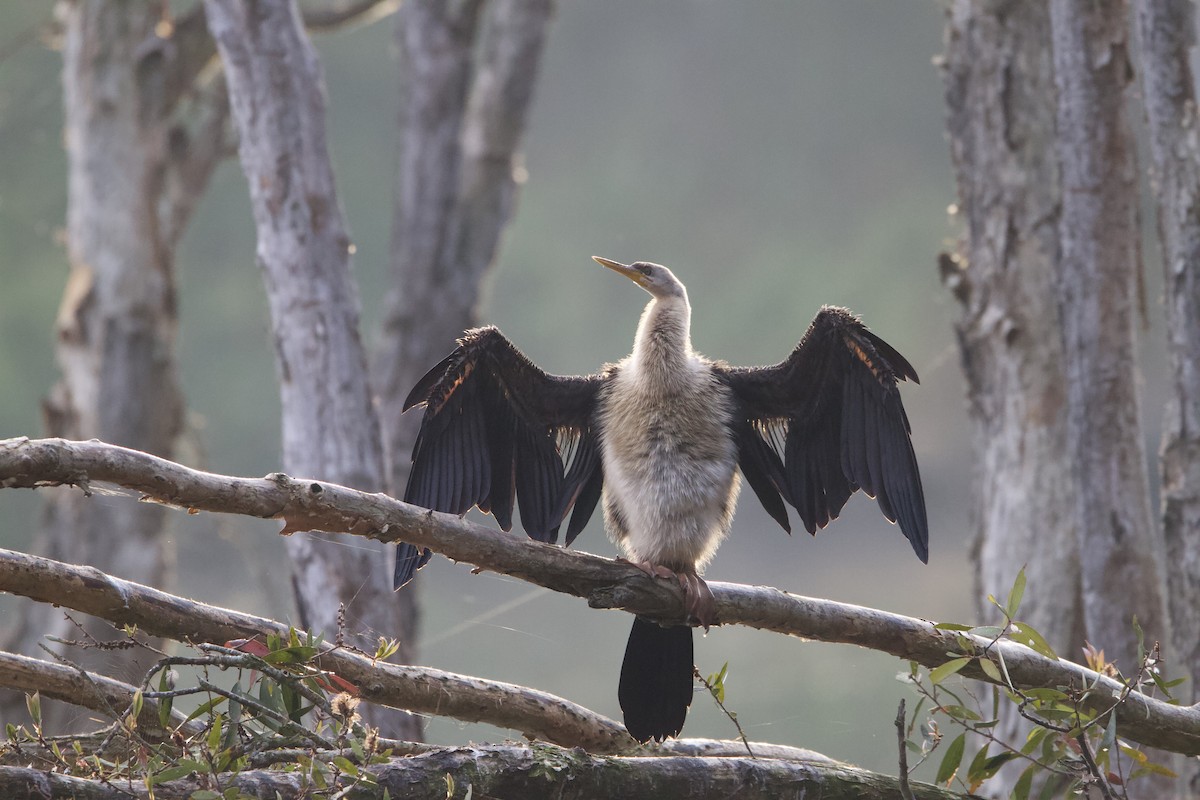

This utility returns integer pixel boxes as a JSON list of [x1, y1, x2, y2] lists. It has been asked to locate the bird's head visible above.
[[593, 256, 687, 301]]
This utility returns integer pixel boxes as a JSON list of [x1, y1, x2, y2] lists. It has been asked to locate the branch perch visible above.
[[0, 742, 972, 800], [2, 437, 1199, 756]]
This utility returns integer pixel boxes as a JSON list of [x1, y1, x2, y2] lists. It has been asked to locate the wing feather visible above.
[[395, 326, 604, 588], [718, 306, 928, 563]]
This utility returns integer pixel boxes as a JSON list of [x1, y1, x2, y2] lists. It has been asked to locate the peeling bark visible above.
[[940, 4, 1083, 790], [0, 0, 226, 730], [1048, 0, 1168, 666], [202, 0, 413, 738], [1131, 1, 1200, 793]]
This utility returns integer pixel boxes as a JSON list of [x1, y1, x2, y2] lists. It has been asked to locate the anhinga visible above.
[[395, 257, 928, 743]]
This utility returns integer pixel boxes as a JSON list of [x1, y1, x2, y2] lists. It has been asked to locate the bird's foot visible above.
[[621, 558, 678, 581], [677, 572, 716, 632], [617, 558, 717, 631]]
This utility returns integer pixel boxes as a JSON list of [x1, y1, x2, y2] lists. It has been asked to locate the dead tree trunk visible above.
[[1131, 0, 1200, 793], [940, 3, 1084, 789], [1048, 0, 1168, 665], [944, 0, 1174, 794], [0, 1, 225, 729], [203, 0, 416, 738], [372, 0, 554, 645]]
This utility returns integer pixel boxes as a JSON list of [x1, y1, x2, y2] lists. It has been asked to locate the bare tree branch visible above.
[[2, 436, 1200, 757], [0, 544, 630, 753], [0, 743, 973, 800], [0, 651, 201, 739]]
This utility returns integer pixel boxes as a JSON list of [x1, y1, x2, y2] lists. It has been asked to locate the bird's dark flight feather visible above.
[[717, 306, 928, 562], [395, 326, 602, 588]]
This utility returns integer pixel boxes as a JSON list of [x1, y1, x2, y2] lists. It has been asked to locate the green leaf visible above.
[[706, 662, 729, 704], [929, 657, 972, 684], [1099, 712, 1117, 754], [1150, 669, 1183, 700], [263, 645, 320, 666], [936, 732, 966, 785], [965, 742, 990, 783], [375, 637, 400, 661], [223, 691, 241, 751], [148, 763, 199, 786], [1132, 616, 1145, 663], [969, 625, 1005, 639], [979, 657, 1002, 683], [936, 704, 981, 722], [157, 671, 174, 729], [1021, 687, 1068, 704], [933, 622, 972, 631], [975, 752, 1018, 783], [25, 692, 41, 727], [1013, 764, 1036, 800], [333, 755, 359, 776], [1006, 567, 1026, 618], [1009, 622, 1058, 660], [130, 689, 144, 724], [184, 696, 225, 725], [1021, 726, 1050, 756], [207, 713, 224, 754], [1130, 760, 1180, 779], [188, 792, 222, 800]]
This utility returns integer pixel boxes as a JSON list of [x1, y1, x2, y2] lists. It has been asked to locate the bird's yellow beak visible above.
[[593, 256, 646, 287]]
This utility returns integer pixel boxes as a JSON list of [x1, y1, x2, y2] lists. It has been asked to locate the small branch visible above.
[[896, 699, 915, 800], [0, 651, 200, 738], [1074, 732, 1117, 800], [303, 0, 400, 32], [0, 548, 631, 754], [2, 437, 1200, 756], [695, 666, 754, 758]]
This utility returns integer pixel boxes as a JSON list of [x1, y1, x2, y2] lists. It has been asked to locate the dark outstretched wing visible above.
[[716, 306, 928, 562], [395, 326, 605, 588]]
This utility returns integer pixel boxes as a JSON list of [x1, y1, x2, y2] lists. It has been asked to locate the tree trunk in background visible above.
[[1132, 0, 1200, 794], [944, 0, 1175, 794], [940, 3, 1084, 792], [0, 1, 224, 730], [373, 0, 555, 641], [204, 0, 417, 739], [1048, 0, 1168, 665]]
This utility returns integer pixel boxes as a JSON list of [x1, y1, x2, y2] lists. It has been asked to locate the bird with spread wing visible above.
[[394, 257, 928, 743]]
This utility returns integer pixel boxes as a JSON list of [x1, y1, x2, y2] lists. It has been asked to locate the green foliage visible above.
[[0, 628, 393, 799], [899, 570, 1179, 798]]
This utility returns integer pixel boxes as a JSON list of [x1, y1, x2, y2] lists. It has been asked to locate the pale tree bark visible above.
[[6, 438, 1200, 759], [1048, 0, 1168, 665], [373, 0, 555, 585], [202, 0, 416, 738], [0, 0, 226, 729], [942, 1, 1174, 794], [940, 3, 1084, 790], [1131, 0, 1200, 794], [0, 747, 968, 800]]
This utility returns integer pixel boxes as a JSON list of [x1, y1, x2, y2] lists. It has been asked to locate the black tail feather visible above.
[[618, 617, 694, 743]]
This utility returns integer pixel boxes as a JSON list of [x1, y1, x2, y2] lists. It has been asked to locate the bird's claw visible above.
[[619, 558, 717, 631]]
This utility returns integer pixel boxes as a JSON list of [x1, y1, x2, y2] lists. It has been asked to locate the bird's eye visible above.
[[636, 264, 651, 276]]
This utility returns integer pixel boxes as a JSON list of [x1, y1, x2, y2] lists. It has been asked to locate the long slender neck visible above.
[[630, 294, 693, 384]]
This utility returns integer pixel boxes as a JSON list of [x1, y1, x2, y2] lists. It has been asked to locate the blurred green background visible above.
[[1, 0, 992, 777]]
